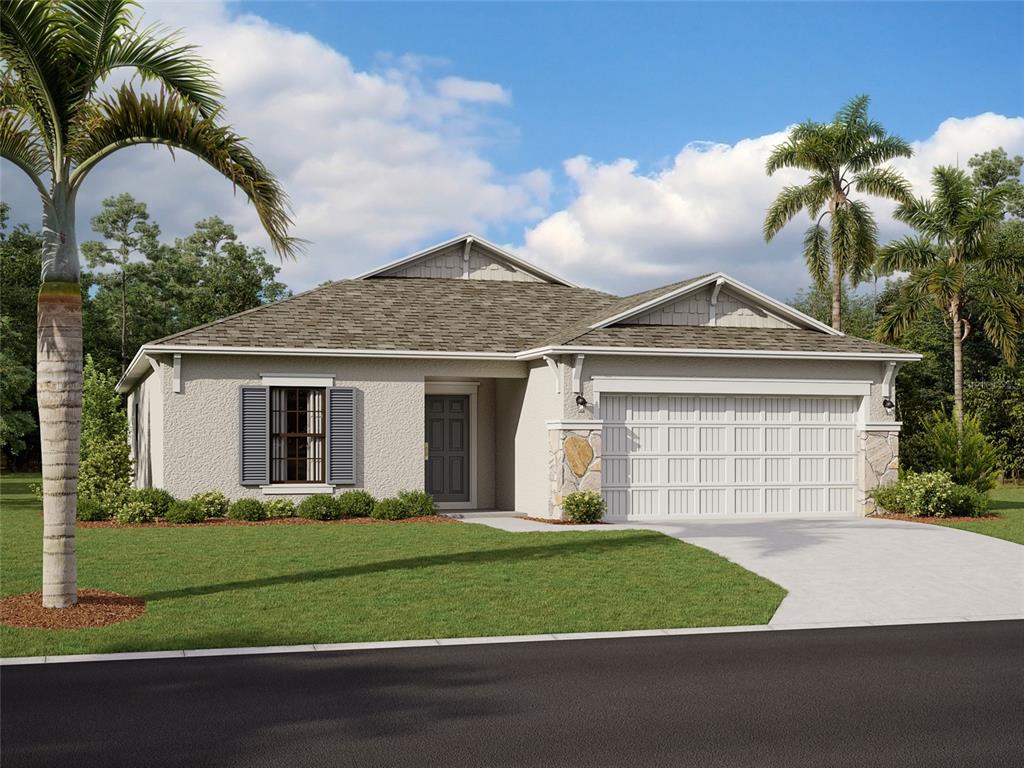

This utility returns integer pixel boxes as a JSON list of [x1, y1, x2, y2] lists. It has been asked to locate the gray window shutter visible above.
[[239, 386, 269, 485], [327, 387, 355, 485]]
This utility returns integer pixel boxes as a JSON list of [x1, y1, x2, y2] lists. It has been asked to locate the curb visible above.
[[3, 614, 1022, 667]]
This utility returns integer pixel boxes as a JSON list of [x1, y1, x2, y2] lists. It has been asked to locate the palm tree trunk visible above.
[[951, 299, 964, 433], [38, 187, 82, 609], [831, 265, 842, 332]]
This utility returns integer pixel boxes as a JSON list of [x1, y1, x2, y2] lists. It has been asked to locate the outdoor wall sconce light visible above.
[[882, 397, 895, 414], [575, 393, 588, 412]]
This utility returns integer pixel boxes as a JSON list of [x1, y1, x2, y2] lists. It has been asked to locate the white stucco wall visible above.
[[513, 361, 562, 515], [143, 353, 524, 502], [128, 363, 165, 489]]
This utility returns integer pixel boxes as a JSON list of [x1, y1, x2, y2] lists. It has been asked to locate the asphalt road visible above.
[[2, 621, 1022, 768]]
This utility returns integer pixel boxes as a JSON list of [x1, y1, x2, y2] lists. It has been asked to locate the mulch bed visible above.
[[77, 515, 457, 528], [524, 517, 607, 525], [872, 513, 1002, 525], [0, 589, 145, 630]]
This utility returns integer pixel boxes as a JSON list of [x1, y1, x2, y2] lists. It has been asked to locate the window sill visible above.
[[260, 484, 334, 496]]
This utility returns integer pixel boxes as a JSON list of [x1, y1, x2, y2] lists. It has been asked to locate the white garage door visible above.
[[601, 394, 859, 518]]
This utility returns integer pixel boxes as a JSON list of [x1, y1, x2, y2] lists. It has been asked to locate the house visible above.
[[116, 234, 920, 519]]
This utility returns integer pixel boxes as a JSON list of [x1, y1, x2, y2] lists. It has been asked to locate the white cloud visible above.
[[436, 77, 511, 105], [520, 114, 1024, 298], [0, 1, 546, 289]]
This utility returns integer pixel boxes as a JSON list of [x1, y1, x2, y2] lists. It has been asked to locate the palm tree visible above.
[[1, 0, 298, 608], [764, 95, 913, 331], [876, 166, 1022, 430]]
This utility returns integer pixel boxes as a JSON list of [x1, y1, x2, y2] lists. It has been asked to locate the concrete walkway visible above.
[[460, 515, 1024, 626]]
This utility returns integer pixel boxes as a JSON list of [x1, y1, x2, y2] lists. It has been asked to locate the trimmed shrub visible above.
[[912, 412, 1002, 493], [265, 498, 297, 518], [76, 497, 110, 522], [115, 498, 157, 524], [78, 356, 133, 511], [227, 498, 268, 521], [189, 491, 229, 519], [870, 471, 988, 518], [165, 500, 206, 524], [396, 489, 436, 518], [562, 490, 605, 523], [371, 497, 407, 520], [131, 488, 176, 518], [337, 489, 376, 518], [297, 494, 343, 521]]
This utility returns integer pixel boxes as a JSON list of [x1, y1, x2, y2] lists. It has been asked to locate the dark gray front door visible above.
[[425, 395, 469, 503]]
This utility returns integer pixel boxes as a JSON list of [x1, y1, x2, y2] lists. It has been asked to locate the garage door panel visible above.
[[601, 393, 859, 519]]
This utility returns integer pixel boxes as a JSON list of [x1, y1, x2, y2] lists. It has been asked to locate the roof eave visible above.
[[516, 344, 922, 362]]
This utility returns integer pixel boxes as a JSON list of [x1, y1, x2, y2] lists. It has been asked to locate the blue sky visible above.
[[243, 1, 1023, 178], [3, 1, 1022, 297]]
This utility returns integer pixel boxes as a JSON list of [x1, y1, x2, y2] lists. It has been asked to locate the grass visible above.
[[0, 473, 785, 658], [935, 485, 1024, 545]]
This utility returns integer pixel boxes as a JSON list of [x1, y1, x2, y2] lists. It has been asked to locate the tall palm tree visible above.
[[876, 166, 1022, 430], [1, 0, 298, 608], [764, 95, 912, 331]]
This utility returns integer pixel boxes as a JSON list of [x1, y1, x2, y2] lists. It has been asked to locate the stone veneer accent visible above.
[[862, 430, 899, 515], [548, 427, 602, 518]]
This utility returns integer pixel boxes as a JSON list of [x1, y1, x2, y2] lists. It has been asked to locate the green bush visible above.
[[396, 489, 436, 518], [337, 489, 376, 518], [371, 497, 408, 520], [913, 412, 1002, 492], [227, 498, 268, 521], [870, 471, 988, 518], [115, 498, 157, 524], [76, 497, 110, 522], [165, 500, 206, 524], [78, 356, 133, 511], [189, 491, 229, 519], [131, 488, 175, 518], [297, 494, 343, 520], [265, 498, 296, 518], [562, 490, 606, 523]]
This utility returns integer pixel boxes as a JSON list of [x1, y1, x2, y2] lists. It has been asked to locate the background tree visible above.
[[0, 0, 297, 608], [968, 148, 1024, 218], [789, 283, 878, 341], [764, 95, 912, 331], [80, 193, 160, 373], [875, 166, 1022, 430]]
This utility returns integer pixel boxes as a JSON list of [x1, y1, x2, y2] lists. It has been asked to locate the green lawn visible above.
[[936, 485, 1024, 545], [1, 473, 785, 658]]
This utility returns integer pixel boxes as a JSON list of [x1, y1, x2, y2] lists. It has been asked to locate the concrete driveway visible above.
[[462, 515, 1024, 626]]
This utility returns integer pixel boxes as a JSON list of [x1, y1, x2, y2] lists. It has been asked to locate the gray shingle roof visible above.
[[149, 274, 911, 357], [571, 325, 909, 355]]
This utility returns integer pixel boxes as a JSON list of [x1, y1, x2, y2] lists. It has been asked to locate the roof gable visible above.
[[354, 234, 575, 286], [588, 273, 841, 336]]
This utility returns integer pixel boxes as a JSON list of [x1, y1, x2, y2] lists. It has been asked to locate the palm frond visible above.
[[846, 135, 913, 173], [763, 184, 809, 241], [802, 223, 830, 289], [966, 283, 1023, 365], [0, 108, 49, 193], [830, 203, 856, 275], [853, 166, 912, 204], [893, 197, 944, 240], [876, 235, 940, 273], [846, 200, 878, 285], [874, 270, 934, 343], [835, 94, 870, 129], [804, 174, 833, 218], [931, 165, 976, 232], [68, 86, 299, 258], [0, 0, 67, 161], [61, 0, 135, 84]]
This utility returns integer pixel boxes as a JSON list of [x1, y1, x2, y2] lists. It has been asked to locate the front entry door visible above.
[[425, 395, 470, 503]]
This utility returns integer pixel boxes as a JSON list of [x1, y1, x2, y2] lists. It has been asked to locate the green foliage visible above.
[[165, 500, 206, 524], [78, 356, 133, 513], [336, 489, 376, 518], [965, 367, 1024, 480], [131, 488, 176, 518], [115, 498, 157, 524], [189, 491, 229, 519], [396, 490, 437, 518], [371, 497, 408, 520], [227, 498, 268, 521], [764, 95, 911, 330], [76, 497, 110, 522], [297, 494, 343, 521], [0, 317, 36, 454], [871, 472, 988, 518], [968, 147, 1024, 218], [789, 283, 880, 340], [265, 498, 296, 518], [904, 412, 1002, 493], [562, 490, 606, 523]]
